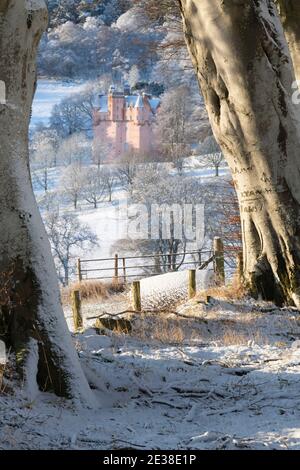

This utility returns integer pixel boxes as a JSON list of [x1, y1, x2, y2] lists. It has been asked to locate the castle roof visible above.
[[149, 97, 160, 111], [135, 94, 144, 109], [125, 96, 137, 107], [96, 92, 160, 114]]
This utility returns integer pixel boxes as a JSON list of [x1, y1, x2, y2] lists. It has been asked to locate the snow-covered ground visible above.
[[31, 80, 86, 127], [13, 82, 294, 450], [33, 166, 227, 280], [139, 269, 214, 310], [30, 80, 231, 279], [2, 298, 300, 450], [32, 167, 130, 262]]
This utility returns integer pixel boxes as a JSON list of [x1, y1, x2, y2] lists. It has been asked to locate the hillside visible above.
[[47, 1, 132, 28], [40, 1, 164, 83]]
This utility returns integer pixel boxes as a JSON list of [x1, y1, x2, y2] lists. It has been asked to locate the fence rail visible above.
[[76, 238, 240, 284]]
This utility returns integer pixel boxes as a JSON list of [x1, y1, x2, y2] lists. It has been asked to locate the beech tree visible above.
[[276, 1, 300, 82], [178, 0, 300, 306], [0, 1, 94, 403]]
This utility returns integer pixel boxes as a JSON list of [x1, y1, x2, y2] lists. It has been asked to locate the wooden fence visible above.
[[76, 237, 239, 285], [71, 239, 243, 329]]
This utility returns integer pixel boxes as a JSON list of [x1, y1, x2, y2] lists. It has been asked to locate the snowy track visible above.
[[64, 269, 214, 330], [3, 300, 300, 449], [139, 268, 214, 310]]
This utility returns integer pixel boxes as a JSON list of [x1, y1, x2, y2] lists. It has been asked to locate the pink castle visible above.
[[93, 85, 160, 161]]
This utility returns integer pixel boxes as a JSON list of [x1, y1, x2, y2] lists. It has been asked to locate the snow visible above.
[[135, 94, 144, 108], [30, 80, 229, 285], [99, 95, 108, 112], [31, 80, 86, 127], [139, 269, 214, 310], [75, 189, 129, 260], [126, 96, 138, 107], [95, 93, 160, 113], [149, 97, 160, 112], [21, 339, 40, 402], [33, 165, 219, 278], [113, 8, 147, 33], [3, 300, 300, 449]]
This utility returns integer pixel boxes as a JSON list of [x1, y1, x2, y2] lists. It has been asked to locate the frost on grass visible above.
[[2, 299, 300, 449]]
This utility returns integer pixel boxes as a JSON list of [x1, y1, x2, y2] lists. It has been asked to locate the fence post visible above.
[[114, 253, 119, 283], [132, 281, 141, 312], [213, 237, 225, 285], [71, 290, 83, 331], [188, 269, 196, 299], [122, 257, 127, 283], [77, 258, 82, 282], [236, 251, 244, 284]]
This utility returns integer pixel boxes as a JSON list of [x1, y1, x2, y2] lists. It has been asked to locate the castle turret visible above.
[[108, 85, 125, 121], [135, 94, 144, 108], [134, 93, 145, 123]]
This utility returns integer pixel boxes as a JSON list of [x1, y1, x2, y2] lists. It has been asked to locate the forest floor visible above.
[[2, 294, 300, 450]]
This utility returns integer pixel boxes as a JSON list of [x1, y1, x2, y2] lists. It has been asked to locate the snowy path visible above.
[[138, 268, 214, 310], [64, 269, 214, 331], [3, 300, 300, 450]]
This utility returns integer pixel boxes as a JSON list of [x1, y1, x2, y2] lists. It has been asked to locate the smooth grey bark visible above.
[[179, 0, 300, 306], [0, 1, 94, 404], [276, 0, 300, 82]]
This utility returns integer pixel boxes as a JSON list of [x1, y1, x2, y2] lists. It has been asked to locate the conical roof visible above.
[[135, 94, 144, 108]]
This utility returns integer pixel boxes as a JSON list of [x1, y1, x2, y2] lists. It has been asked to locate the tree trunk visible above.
[[44, 166, 48, 192], [64, 264, 69, 287], [276, 0, 300, 82], [0, 1, 94, 404], [179, 0, 300, 306]]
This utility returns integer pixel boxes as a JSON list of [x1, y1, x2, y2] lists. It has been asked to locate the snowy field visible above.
[[32, 166, 229, 275], [30, 79, 230, 273], [31, 80, 86, 127], [2, 298, 300, 450]]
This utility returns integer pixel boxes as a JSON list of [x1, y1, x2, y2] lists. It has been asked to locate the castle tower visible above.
[[93, 86, 160, 161], [134, 93, 144, 124], [108, 84, 125, 121]]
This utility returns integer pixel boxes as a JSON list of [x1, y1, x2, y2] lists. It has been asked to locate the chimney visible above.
[[124, 83, 131, 96]]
